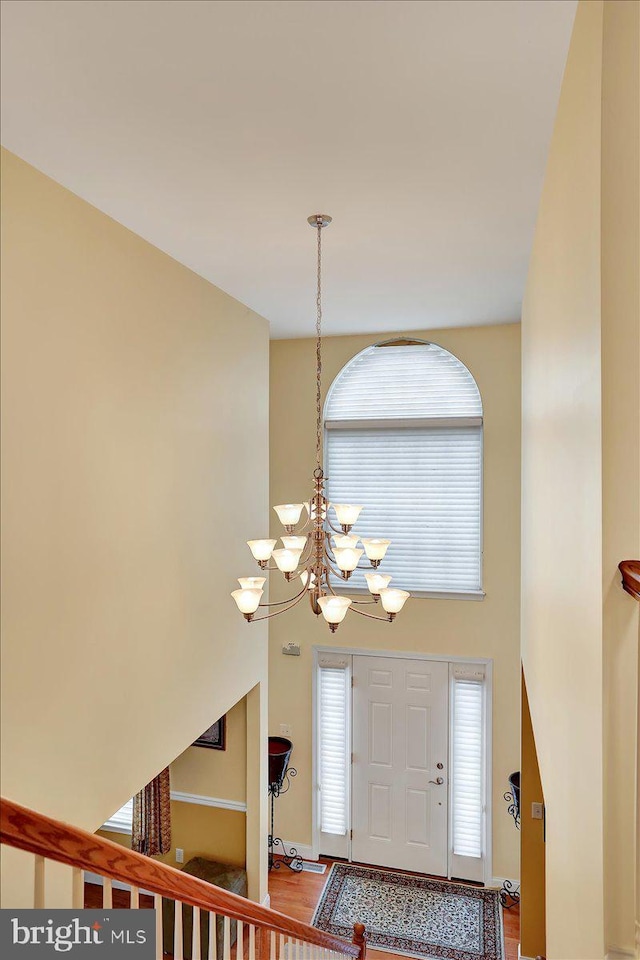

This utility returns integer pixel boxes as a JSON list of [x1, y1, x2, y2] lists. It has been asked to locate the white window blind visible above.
[[324, 343, 483, 594], [451, 676, 484, 859], [102, 798, 133, 834], [326, 342, 483, 419], [318, 666, 349, 835]]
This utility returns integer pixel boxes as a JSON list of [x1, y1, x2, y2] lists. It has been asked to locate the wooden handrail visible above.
[[1, 797, 362, 958], [619, 560, 640, 601]]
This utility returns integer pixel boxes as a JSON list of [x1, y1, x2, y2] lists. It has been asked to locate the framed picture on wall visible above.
[[192, 715, 226, 751]]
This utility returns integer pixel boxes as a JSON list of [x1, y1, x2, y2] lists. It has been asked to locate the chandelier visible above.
[[231, 215, 410, 632]]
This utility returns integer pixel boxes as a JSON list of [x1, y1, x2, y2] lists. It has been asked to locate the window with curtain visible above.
[[324, 341, 483, 596]]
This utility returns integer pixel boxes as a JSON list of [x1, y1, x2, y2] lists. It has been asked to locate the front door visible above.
[[351, 655, 449, 875]]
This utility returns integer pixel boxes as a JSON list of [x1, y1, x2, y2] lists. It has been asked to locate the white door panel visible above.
[[352, 655, 449, 875]]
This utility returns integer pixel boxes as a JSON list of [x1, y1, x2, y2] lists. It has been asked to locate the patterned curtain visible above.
[[132, 767, 171, 856]]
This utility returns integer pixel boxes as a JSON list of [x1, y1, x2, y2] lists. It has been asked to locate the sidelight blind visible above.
[[324, 343, 483, 594], [451, 673, 485, 859], [318, 665, 349, 836]]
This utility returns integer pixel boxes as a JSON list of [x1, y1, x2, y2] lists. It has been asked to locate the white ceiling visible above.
[[1, 0, 576, 338]]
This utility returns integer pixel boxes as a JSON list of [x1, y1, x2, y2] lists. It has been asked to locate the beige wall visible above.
[[521, 1, 639, 956], [172, 697, 247, 804], [601, 1, 640, 954], [269, 323, 521, 881], [0, 149, 269, 905], [98, 802, 246, 872]]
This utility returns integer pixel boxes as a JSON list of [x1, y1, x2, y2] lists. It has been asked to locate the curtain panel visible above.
[[132, 767, 171, 856]]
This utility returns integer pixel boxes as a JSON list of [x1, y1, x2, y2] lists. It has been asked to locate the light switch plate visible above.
[[176, 848, 184, 863], [280, 723, 292, 737], [531, 802, 544, 820]]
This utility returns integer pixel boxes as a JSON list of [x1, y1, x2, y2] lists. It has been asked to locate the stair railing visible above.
[[1, 797, 366, 960]]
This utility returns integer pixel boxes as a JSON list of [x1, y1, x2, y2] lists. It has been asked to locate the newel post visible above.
[[352, 923, 366, 960]]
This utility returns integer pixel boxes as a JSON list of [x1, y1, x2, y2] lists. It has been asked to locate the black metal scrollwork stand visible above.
[[268, 767, 303, 872], [500, 776, 521, 910]]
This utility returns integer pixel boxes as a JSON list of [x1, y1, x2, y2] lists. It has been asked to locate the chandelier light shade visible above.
[[232, 214, 410, 631]]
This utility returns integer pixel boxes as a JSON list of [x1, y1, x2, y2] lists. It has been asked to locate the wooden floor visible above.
[[85, 860, 520, 960]]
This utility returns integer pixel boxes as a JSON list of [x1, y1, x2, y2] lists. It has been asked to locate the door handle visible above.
[[428, 777, 444, 785]]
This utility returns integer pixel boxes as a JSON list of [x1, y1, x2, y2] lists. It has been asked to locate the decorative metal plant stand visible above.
[[500, 771, 521, 910], [268, 737, 303, 872]]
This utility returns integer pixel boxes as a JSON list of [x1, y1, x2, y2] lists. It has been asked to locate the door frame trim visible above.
[[312, 645, 493, 885]]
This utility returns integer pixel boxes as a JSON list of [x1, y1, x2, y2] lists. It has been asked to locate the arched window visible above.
[[324, 340, 483, 596]]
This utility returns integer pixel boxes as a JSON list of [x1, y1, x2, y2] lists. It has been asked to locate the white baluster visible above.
[[236, 920, 243, 960], [279, 933, 285, 960], [154, 894, 162, 960], [248, 923, 256, 960], [193, 906, 201, 959], [130, 885, 140, 909], [34, 856, 45, 908], [103, 877, 113, 909], [270, 930, 276, 960], [71, 867, 83, 909], [223, 915, 231, 960], [174, 900, 184, 960], [208, 912, 217, 960]]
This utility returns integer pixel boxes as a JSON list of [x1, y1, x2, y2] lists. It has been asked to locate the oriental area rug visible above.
[[311, 862, 504, 960]]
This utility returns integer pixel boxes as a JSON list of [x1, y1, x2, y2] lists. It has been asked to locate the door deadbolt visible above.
[[436, 762, 444, 769]]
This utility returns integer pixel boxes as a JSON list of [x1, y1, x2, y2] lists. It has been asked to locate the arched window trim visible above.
[[323, 339, 485, 600]]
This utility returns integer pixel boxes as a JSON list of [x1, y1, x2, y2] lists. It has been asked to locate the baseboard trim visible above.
[[279, 841, 317, 861], [489, 876, 520, 890], [171, 791, 247, 813], [605, 945, 638, 960]]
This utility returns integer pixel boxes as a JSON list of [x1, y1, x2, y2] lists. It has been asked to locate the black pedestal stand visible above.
[[500, 775, 521, 910], [268, 767, 303, 872]]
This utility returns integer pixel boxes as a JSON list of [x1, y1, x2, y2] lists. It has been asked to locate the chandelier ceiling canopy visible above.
[[232, 215, 409, 632]]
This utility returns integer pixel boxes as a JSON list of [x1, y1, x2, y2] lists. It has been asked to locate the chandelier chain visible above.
[[315, 219, 323, 472]]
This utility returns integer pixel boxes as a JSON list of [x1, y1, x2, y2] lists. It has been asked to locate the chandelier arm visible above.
[[258, 582, 308, 608], [247, 587, 308, 623], [297, 541, 316, 567], [325, 517, 345, 535], [320, 571, 338, 596], [349, 597, 380, 606], [323, 536, 337, 560], [324, 557, 347, 581], [296, 514, 313, 534], [348, 605, 392, 623]]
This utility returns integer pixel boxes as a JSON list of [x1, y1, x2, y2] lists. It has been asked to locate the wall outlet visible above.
[[176, 847, 184, 863], [280, 723, 293, 737], [531, 802, 544, 820]]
